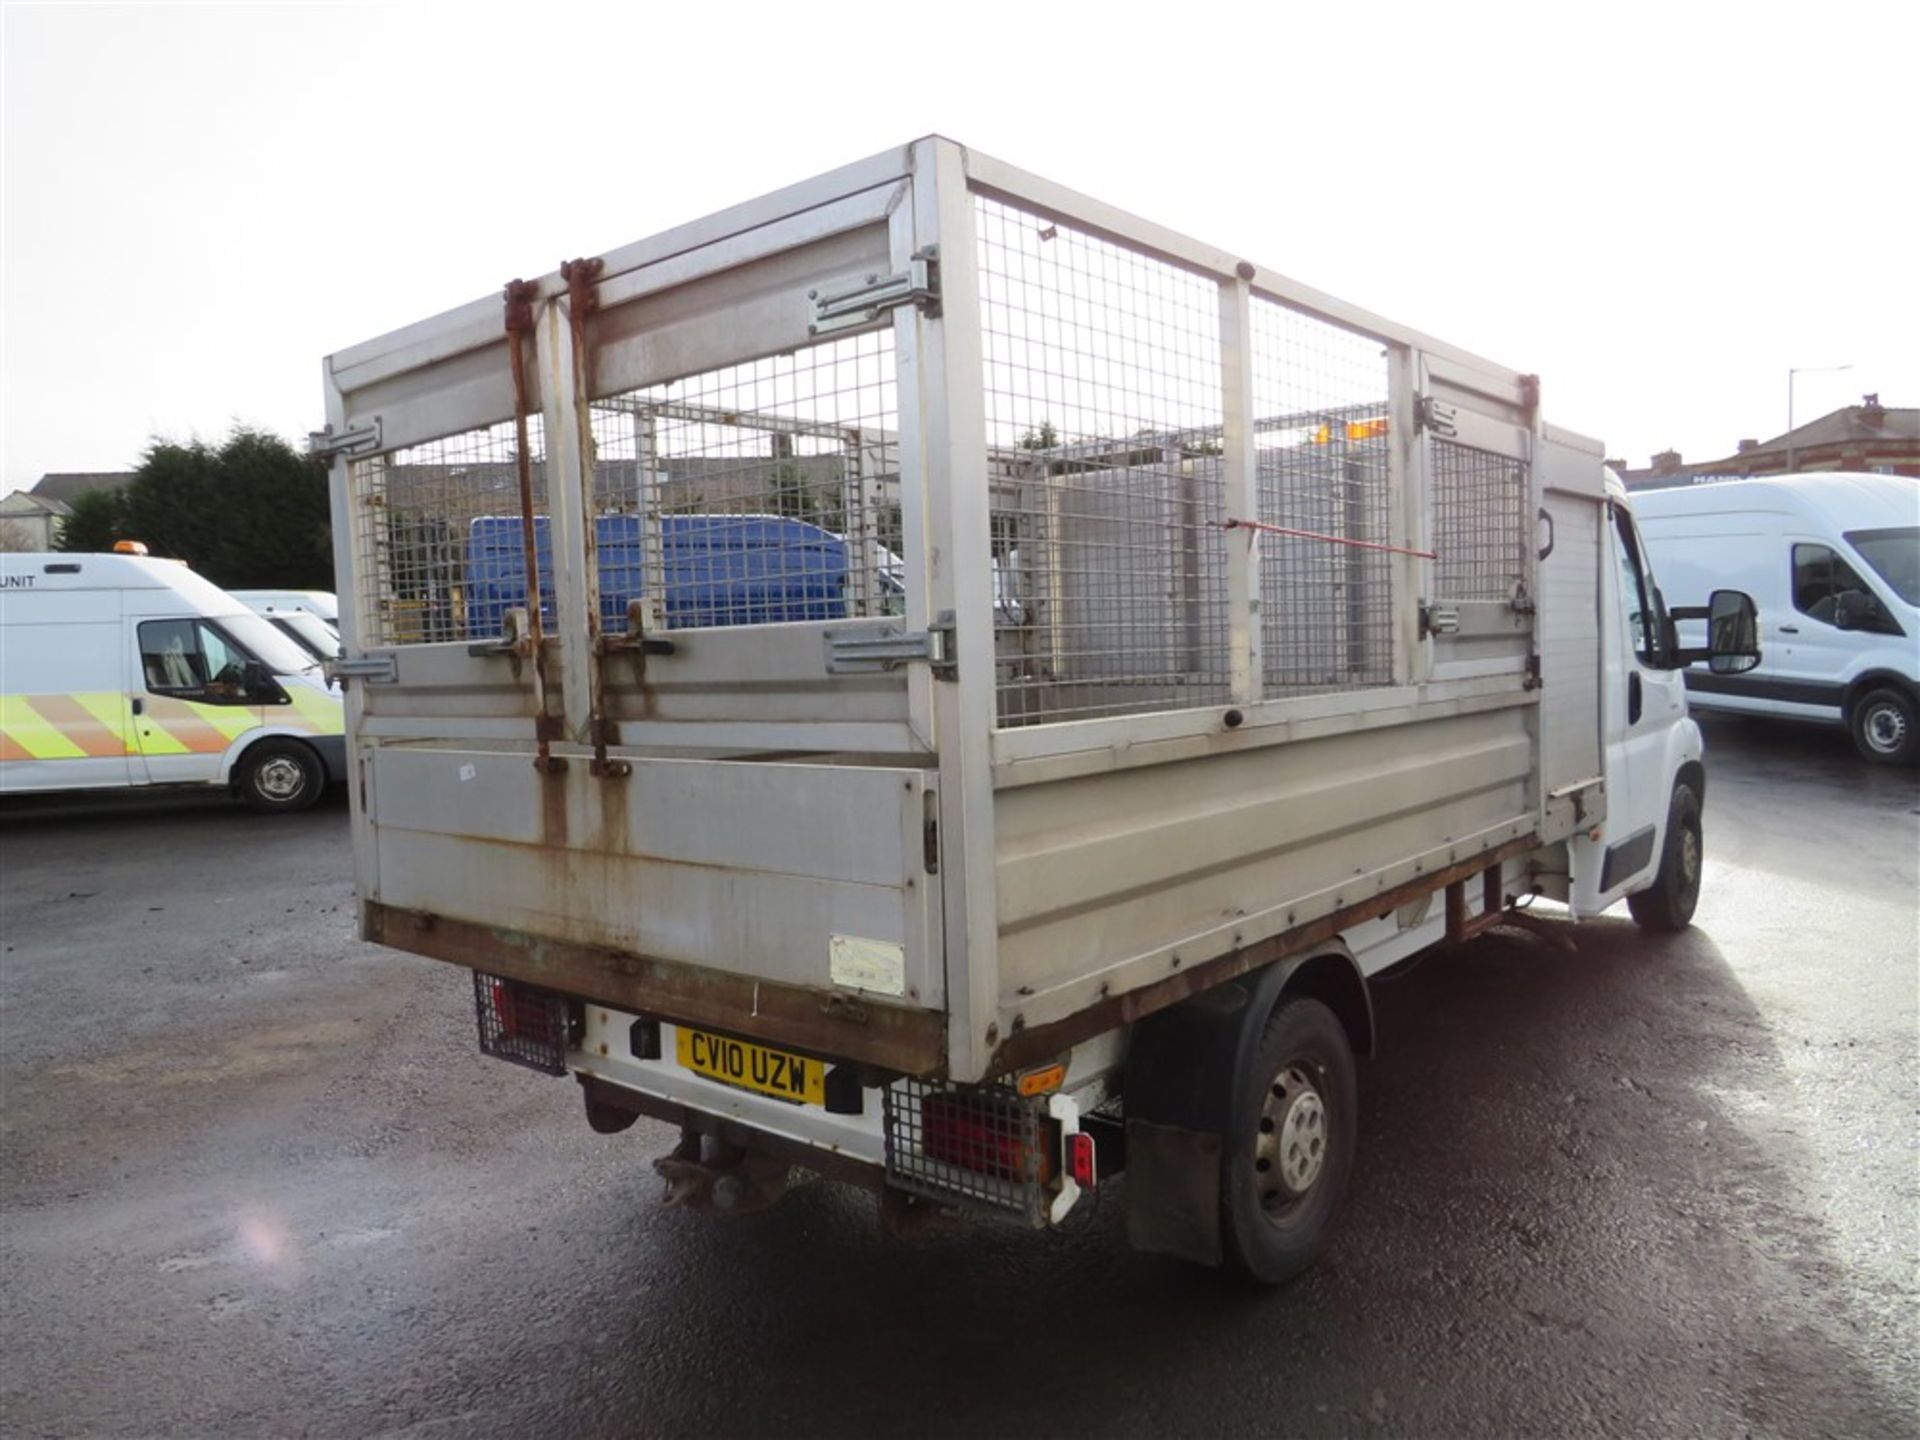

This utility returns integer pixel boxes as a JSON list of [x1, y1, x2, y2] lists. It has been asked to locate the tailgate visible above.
[[362, 746, 944, 1066]]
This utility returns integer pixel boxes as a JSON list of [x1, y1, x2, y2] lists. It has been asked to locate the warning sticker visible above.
[[829, 934, 907, 997]]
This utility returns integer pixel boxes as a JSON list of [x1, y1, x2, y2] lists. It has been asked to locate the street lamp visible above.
[[1786, 364, 1852, 473]]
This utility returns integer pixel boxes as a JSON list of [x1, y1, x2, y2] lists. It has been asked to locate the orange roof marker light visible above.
[[112, 540, 149, 555]]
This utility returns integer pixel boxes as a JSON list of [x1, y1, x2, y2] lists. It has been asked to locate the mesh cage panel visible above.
[[1249, 300, 1396, 694], [472, 971, 571, 1076], [1430, 439, 1529, 601], [586, 331, 901, 632], [883, 1077, 1050, 1225], [350, 419, 549, 647], [976, 195, 1230, 728]]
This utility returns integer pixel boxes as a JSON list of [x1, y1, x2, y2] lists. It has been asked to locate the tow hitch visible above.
[[653, 1131, 792, 1215]]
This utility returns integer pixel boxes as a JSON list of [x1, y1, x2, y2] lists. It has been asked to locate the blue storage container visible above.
[[463, 514, 852, 637]]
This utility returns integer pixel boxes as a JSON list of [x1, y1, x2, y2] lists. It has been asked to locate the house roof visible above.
[[0, 490, 71, 517], [1621, 399, 1918, 487], [31, 471, 134, 505]]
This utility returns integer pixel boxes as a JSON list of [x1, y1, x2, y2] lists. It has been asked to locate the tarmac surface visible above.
[[2, 713, 1916, 1438]]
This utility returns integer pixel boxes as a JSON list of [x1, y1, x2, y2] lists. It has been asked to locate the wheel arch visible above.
[[1842, 670, 1919, 718], [225, 731, 326, 791], [1120, 944, 1372, 1267]]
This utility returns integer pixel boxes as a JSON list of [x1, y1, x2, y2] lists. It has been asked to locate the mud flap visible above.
[[1121, 949, 1371, 1265], [1123, 1120, 1224, 1265]]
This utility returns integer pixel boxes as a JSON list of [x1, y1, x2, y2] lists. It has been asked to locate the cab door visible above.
[[1576, 502, 1686, 910], [127, 616, 264, 785], [1770, 538, 1886, 719]]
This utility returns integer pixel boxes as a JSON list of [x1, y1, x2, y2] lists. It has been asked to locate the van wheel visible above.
[[1849, 688, 1918, 765], [1628, 782, 1701, 932], [238, 740, 323, 814], [1219, 998, 1358, 1286]]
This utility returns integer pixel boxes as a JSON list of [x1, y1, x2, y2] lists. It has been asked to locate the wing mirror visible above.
[[242, 659, 284, 701], [1831, 589, 1877, 632], [1670, 589, 1760, 674]]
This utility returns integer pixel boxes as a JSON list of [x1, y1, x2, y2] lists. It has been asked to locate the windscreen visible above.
[[272, 611, 342, 662], [1845, 527, 1919, 605], [215, 610, 320, 674]]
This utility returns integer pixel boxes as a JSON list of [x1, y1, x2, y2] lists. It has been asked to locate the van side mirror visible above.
[[1831, 589, 1874, 632], [241, 659, 282, 701], [1669, 589, 1760, 673]]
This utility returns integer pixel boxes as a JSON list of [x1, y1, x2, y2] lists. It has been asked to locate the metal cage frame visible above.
[[324, 138, 1554, 1085]]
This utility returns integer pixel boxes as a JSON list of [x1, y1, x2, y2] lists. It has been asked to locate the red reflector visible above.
[[921, 1093, 1030, 1181], [1068, 1131, 1096, 1188], [492, 978, 548, 1042]]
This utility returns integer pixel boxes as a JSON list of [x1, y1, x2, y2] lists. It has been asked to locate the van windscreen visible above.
[[1846, 527, 1919, 605]]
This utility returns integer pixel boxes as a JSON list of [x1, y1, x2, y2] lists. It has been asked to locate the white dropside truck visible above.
[[318, 138, 1759, 1282]]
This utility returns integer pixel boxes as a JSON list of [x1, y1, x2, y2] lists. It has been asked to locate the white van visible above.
[[232, 593, 341, 664], [0, 552, 345, 810], [228, 589, 338, 625], [1633, 473, 1919, 763]]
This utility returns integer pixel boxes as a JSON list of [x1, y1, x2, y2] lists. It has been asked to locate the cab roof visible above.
[[1628, 472, 1918, 530], [0, 551, 249, 612]]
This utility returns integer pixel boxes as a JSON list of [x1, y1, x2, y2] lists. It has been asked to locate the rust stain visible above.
[[540, 765, 570, 850], [367, 901, 944, 1077]]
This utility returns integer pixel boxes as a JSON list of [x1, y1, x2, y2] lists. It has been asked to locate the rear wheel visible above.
[[1219, 997, 1358, 1285], [1628, 782, 1701, 932], [1849, 687, 1918, 765], [237, 740, 324, 814]]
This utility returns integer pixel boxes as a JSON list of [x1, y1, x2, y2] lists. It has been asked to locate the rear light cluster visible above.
[[921, 1092, 1054, 1184], [884, 1078, 1093, 1225], [473, 971, 572, 1075]]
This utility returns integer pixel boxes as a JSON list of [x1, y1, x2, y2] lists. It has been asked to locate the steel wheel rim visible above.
[[1680, 822, 1701, 887], [1864, 703, 1907, 755], [1255, 1063, 1328, 1214], [257, 756, 306, 801]]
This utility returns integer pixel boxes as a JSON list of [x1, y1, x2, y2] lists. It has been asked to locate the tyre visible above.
[[237, 739, 324, 814], [1627, 782, 1701, 932], [1219, 997, 1358, 1285], [1848, 687, 1918, 766]]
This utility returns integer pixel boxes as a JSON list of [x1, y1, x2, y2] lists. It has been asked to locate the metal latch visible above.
[[307, 417, 382, 460], [326, 654, 398, 686], [825, 613, 956, 677], [1419, 602, 1460, 639], [1414, 395, 1458, 438], [809, 248, 941, 337]]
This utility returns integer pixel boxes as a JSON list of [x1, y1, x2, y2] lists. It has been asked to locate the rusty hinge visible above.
[[1414, 394, 1458, 438], [809, 248, 941, 337], [308, 418, 382, 460], [824, 611, 956, 678]]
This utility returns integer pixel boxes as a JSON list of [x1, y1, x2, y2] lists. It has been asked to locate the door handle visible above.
[[131, 698, 143, 716], [1628, 671, 1643, 725], [1778, 625, 1799, 635]]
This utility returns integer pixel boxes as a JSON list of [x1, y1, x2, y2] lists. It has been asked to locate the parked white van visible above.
[[1633, 473, 1919, 763], [229, 589, 338, 625], [0, 552, 345, 810], [232, 593, 341, 664]]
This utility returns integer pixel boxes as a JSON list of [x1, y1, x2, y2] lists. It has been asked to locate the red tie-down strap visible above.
[[1223, 517, 1437, 561]]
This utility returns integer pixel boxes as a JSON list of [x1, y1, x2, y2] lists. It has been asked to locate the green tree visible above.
[[55, 488, 129, 552], [114, 427, 333, 589]]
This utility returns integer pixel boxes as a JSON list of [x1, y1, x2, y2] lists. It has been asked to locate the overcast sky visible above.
[[3, 0, 1915, 497]]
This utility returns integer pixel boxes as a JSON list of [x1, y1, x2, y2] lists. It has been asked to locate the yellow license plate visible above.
[[675, 1026, 825, 1106]]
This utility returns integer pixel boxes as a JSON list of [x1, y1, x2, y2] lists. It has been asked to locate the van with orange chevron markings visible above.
[[0, 550, 343, 812]]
